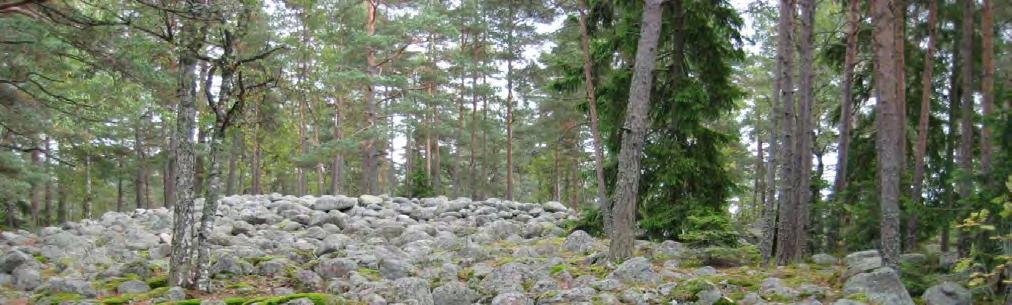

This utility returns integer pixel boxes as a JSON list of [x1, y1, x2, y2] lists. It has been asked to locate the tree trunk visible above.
[[907, 0, 937, 251], [753, 136, 765, 224], [829, 0, 859, 252], [252, 99, 263, 195], [895, 0, 907, 175], [796, 0, 816, 258], [136, 115, 148, 210], [760, 99, 778, 266], [56, 176, 66, 224], [608, 0, 664, 263], [83, 154, 93, 220], [362, 0, 379, 195], [979, 0, 994, 182], [165, 118, 177, 208], [469, 34, 480, 200], [504, 5, 516, 201], [332, 97, 344, 194], [941, 43, 960, 253], [117, 158, 125, 212], [169, 12, 203, 287], [30, 141, 41, 226], [577, 0, 612, 235], [42, 137, 51, 227], [872, 0, 902, 268], [956, 0, 974, 258], [226, 130, 240, 195], [197, 125, 227, 292], [774, 0, 799, 266]]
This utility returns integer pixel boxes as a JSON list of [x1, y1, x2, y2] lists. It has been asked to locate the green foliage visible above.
[[402, 167, 434, 198], [562, 207, 606, 237], [673, 214, 740, 247], [701, 245, 760, 267]]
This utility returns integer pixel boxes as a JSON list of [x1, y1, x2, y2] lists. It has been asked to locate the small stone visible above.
[[166, 287, 187, 300], [359, 195, 384, 206], [315, 257, 358, 279], [292, 269, 324, 292], [490, 292, 533, 305], [562, 230, 596, 253], [391, 277, 433, 305], [283, 298, 316, 305]]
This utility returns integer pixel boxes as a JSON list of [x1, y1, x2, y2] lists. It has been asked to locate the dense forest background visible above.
[[0, 0, 1009, 294]]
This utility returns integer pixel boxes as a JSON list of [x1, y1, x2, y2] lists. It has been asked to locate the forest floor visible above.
[[0, 194, 971, 305]]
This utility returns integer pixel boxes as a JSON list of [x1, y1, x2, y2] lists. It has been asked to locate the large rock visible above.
[[491, 292, 534, 305], [390, 277, 433, 305], [542, 201, 568, 212], [812, 253, 838, 266], [432, 281, 479, 305], [359, 195, 384, 206], [608, 256, 660, 285], [12, 265, 41, 290], [479, 263, 531, 294], [844, 250, 883, 278], [0, 250, 32, 273], [922, 281, 971, 305], [117, 280, 151, 294], [843, 267, 915, 305], [42, 278, 98, 298], [315, 257, 358, 279], [561, 230, 595, 253], [312, 196, 357, 211]]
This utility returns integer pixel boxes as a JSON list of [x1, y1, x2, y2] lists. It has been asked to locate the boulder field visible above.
[[0, 194, 968, 305]]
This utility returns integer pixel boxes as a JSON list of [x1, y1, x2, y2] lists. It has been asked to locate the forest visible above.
[[0, 0, 1009, 304]]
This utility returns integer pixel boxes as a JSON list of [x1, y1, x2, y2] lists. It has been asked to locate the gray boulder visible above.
[[542, 201, 568, 212], [43, 278, 98, 298], [379, 258, 414, 280], [922, 281, 971, 305], [359, 195, 384, 206], [432, 281, 479, 305], [844, 250, 883, 278], [842, 267, 915, 305], [480, 263, 531, 294], [562, 230, 595, 253], [292, 269, 324, 292], [608, 256, 660, 285], [12, 265, 41, 290], [315, 257, 358, 279], [812, 253, 838, 266], [390, 277, 433, 305], [0, 250, 32, 273], [491, 292, 534, 305], [117, 280, 151, 294]]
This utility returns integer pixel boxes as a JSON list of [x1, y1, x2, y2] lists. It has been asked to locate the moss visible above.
[[356, 268, 382, 281], [549, 263, 567, 276], [33, 254, 49, 264], [667, 279, 715, 301], [226, 281, 255, 289], [101, 295, 132, 305], [162, 300, 202, 305], [702, 245, 761, 267], [224, 297, 251, 305], [457, 267, 474, 281], [41, 292, 83, 304], [147, 274, 169, 288], [238, 293, 346, 305], [247, 255, 277, 266]]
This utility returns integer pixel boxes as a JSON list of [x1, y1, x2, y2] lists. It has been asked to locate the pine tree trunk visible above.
[[362, 0, 379, 195], [332, 97, 344, 194], [469, 34, 480, 200], [31, 142, 41, 226], [577, 0, 612, 235], [753, 137, 765, 224], [829, 0, 859, 252], [165, 118, 177, 208], [761, 98, 779, 266], [136, 117, 147, 210], [941, 46, 960, 253], [117, 159, 125, 212], [608, 0, 664, 263], [56, 176, 66, 224], [979, 0, 994, 182], [252, 100, 263, 195], [895, 0, 907, 175], [907, 0, 937, 251], [796, 0, 816, 257], [956, 0, 974, 258], [83, 154, 93, 220], [774, 0, 799, 266], [42, 137, 51, 227], [872, 0, 902, 268]]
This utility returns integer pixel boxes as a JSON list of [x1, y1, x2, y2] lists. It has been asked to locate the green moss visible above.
[[162, 300, 202, 305], [38, 292, 83, 304], [549, 263, 567, 276], [102, 295, 132, 305], [33, 254, 49, 264], [356, 268, 382, 281], [457, 267, 474, 281], [667, 279, 715, 301], [247, 255, 277, 266], [224, 297, 251, 305], [147, 274, 169, 288], [238, 293, 346, 305]]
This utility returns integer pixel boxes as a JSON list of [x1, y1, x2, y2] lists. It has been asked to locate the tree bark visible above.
[[577, 0, 612, 235], [956, 0, 974, 258], [56, 174, 66, 224], [117, 158, 125, 212], [796, 0, 816, 258], [907, 0, 937, 251], [226, 130, 240, 195], [42, 137, 51, 227], [775, 0, 799, 266], [136, 114, 148, 210], [941, 43, 960, 253], [608, 0, 664, 263], [505, 4, 516, 201], [362, 0, 379, 195], [979, 0, 994, 182], [760, 97, 779, 266], [829, 0, 859, 252], [332, 97, 344, 194], [469, 33, 480, 200], [83, 154, 93, 220], [165, 117, 177, 208], [30, 140, 41, 226], [169, 5, 204, 287], [872, 0, 902, 268], [251, 99, 263, 195]]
